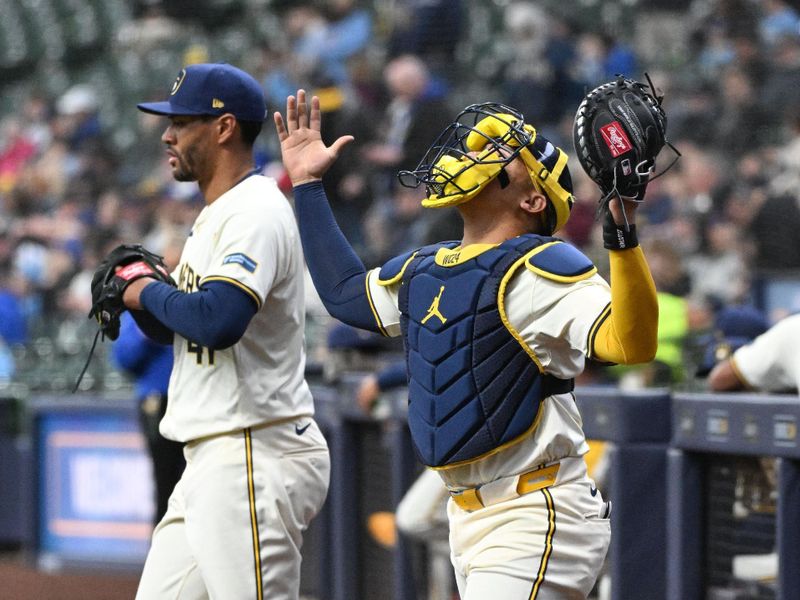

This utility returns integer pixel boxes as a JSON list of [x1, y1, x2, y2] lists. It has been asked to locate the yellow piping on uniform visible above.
[[729, 356, 754, 390], [201, 276, 262, 309], [244, 429, 264, 600], [498, 250, 546, 372], [429, 405, 549, 470], [377, 252, 418, 286], [526, 263, 597, 283], [586, 303, 612, 361], [529, 488, 556, 599], [522, 241, 597, 282]]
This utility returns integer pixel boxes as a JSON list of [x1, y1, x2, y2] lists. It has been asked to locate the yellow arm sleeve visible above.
[[588, 247, 658, 365]]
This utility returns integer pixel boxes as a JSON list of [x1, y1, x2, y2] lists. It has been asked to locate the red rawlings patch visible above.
[[117, 261, 152, 280], [599, 121, 632, 157]]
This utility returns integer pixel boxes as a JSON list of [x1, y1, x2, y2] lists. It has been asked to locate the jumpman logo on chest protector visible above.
[[421, 285, 447, 324]]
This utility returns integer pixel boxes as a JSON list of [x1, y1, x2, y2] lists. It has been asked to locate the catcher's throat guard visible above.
[[398, 102, 575, 234]]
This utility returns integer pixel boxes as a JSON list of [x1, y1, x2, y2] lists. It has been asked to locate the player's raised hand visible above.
[[274, 89, 354, 186]]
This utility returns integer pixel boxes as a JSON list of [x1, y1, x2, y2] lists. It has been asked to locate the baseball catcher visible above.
[[573, 74, 678, 236], [276, 87, 663, 598], [73, 244, 174, 391]]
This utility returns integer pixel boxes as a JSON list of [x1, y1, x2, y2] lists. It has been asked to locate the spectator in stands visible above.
[[697, 22, 736, 75], [714, 67, 773, 156], [600, 32, 638, 80], [317, 0, 373, 87], [264, 0, 372, 102], [749, 190, 800, 271], [0, 269, 27, 348], [685, 218, 748, 305], [761, 34, 800, 127], [758, 0, 800, 48], [360, 54, 451, 198], [0, 118, 38, 193], [54, 84, 102, 152], [386, 0, 464, 80], [497, 2, 553, 123]]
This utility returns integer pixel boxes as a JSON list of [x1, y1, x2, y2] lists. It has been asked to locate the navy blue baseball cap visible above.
[[137, 63, 267, 122]]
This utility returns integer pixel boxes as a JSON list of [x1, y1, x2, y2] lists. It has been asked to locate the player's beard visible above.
[[171, 145, 203, 182]]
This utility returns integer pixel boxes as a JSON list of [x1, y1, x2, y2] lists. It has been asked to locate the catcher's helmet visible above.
[[398, 102, 575, 234]]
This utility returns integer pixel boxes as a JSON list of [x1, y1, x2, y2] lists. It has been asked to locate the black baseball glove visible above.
[[89, 244, 175, 341], [572, 75, 669, 203]]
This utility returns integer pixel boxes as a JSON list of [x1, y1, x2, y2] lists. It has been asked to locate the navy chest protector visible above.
[[385, 235, 577, 468]]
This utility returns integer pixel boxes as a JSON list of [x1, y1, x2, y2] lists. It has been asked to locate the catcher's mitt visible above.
[[89, 244, 175, 341], [573, 75, 671, 203]]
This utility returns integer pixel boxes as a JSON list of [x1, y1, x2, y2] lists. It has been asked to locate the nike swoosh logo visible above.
[[590, 485, 598, 497], [295, 422, 311, 435]]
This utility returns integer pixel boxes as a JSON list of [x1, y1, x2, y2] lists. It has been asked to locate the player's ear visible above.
[[215, 114, 238, 144], [520, 191, 547, 216]]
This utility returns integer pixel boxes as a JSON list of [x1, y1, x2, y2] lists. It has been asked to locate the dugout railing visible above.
[[6, 385, 800, 600], [668, 392, 800, 600]]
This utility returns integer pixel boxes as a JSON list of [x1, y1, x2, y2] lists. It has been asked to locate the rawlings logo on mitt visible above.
[[573, 75, 676, 203]]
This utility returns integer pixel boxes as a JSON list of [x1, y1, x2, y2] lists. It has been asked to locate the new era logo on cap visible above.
[[137, 63, 267, 122]]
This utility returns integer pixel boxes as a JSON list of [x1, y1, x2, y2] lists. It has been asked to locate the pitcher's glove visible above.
[[89, 244, 175, 341], [573, 75, 668, 203]]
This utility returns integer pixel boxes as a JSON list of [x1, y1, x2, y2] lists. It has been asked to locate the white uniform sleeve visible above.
[[731, 315, 800, 392], [201, 203, 288, 309], [366, 268, 402, 337], [505, 269, 612, 379]]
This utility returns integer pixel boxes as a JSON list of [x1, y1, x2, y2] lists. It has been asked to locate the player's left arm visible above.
[[587, 198, 659, 365], [124, 279, 257, 350]]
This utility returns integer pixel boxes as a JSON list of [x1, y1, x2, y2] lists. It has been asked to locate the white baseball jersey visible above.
[[366, 243, 612, 489], [731, 313, 800, 392], [161, 174, 314, 442]]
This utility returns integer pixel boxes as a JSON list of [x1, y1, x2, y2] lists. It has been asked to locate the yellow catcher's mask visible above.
[[397, 103, 575, 234]]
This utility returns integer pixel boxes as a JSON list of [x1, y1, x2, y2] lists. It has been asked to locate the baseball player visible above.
[[274, 91, 659, 598], [708, 313, 800, 392], [116, 65, 330, 599]]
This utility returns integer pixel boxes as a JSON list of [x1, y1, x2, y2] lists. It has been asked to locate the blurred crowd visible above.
[[2, 0, 800, 393]]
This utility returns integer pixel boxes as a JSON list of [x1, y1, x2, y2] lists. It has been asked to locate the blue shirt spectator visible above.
[[0, 289, 27, 346], [112, 311, 172, 400]]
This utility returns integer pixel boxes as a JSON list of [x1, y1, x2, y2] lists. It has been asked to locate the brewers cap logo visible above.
[[171, 69, 187, 96]]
